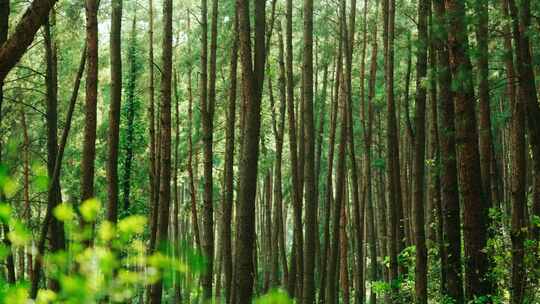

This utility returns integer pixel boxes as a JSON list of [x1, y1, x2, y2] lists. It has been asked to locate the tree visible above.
[[413, 0, 428, 302], [107, 0, 123, 223], [0, 0, 57, 82], [148, 0, 172, 300], [444, 0, 491, 299], [81, 0, 99, 212], [302, 0, 317, 301], [221, 8, 238, 303], [233, 0, 266, 301]]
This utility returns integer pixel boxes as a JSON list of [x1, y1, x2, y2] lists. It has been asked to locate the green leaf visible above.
[[54, 203, 75, 222], [80, 198, 101, 222]]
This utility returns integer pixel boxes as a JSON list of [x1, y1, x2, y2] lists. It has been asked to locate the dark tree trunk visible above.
[[31, 44, 87, 299], [383, 0, 404, 294], [444, 0, 491, 299], [147, 0, 159, 252], [221, 9, 238, 304], [44, 16, 65, 291], [432, 0, 463, 301], [507, 0, 540, 244], [413, 0, 428, 301], [506, 0, 540, 300], [149, 0, 172, 300], [319, 52, 340, 304], [81, 0, 98, 208], [326, 55, 347, 304], [475, 0, 493, 210], [302, 0, 316, 301], [107, 0, 122, 223], [233, 0, 265, 301], [0, 0, 57, 82]]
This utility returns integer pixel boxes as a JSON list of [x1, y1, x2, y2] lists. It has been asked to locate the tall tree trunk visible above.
[[509, 34, 526, 304], [149, 0, 172, 300], [147, 0, 159, 252], [44, 15, 65, 291], [506, 0, 540, 300], [31, 43, 87, 298], [475, 0, 493, 210], [319, 52, 340, 304], [200, 0, 218, 298], [233, 0, 265, 301], [326, 58, 347, 304], [507, 0, 540, 244], [81, 0, 98, 216], [413, 0, 428, 301], [383, 0, 403, 294], [432, 0, 463, 301], [444, 0, 491, 299], [107, 0, 122, 223], [186, 12, 201, 251], [285, 0, 303, 297], [221, 9, 238, 304], [302, 0, 316, 301], [365, 0, 379, 301]]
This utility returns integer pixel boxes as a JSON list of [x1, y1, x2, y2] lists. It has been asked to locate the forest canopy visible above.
[[0, 0, 540, 303]]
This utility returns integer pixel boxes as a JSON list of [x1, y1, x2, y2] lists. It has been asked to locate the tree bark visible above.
[[413, 0, 428, 302], [444, 0, 491, 299], [81, 0, 98, 208], [302, 0, 316, 301], [107, 0, 122, 223], [149, 0, 172, 300], [221, 9, 238, 304], [0, 0, 57, 82], [233, 0, 266, 301]]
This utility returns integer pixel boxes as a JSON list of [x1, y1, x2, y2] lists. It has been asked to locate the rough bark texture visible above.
[[0, 0, 57, 82], [81, 0, 98, 206], [444, 0, 491, 300], [506, 0, 539, 301], [149, 0, 172, 300], [432, 1, 464, 301], [507, 0, 540, 244], [233, 0, 265, 301]]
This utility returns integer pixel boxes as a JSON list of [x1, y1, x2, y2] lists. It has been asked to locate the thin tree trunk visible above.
[[326, 56, 347, 304], [107, 0, 122, 223], [30, 43, 87, 299], [221, 9, 238, 304], [81, 0, 98, 220], [44, 15, 65, 291], [413, 0, 428, 301], [149, 0, 172, 300], [302, 0, 316, 300]]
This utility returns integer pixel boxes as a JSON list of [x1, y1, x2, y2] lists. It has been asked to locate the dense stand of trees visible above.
[[1, 0, 540, 303]]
